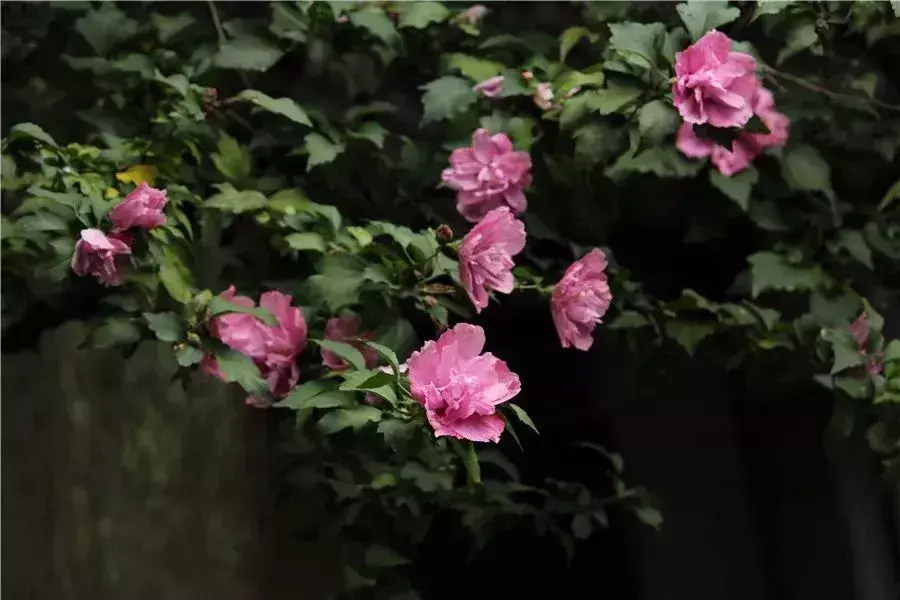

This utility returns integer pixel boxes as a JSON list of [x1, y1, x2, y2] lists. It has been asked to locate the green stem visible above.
[[465, 442, 481, 486]]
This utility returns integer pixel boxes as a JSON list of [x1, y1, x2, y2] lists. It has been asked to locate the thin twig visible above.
[[761, 64, 900, 114], [206, 0, 227, 46]]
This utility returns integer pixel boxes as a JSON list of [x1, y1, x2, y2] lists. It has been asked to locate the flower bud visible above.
[[424, 295, 438, 308], [435, 224, 454, 243]]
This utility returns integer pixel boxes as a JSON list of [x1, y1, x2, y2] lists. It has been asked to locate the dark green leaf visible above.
[[143, 312, 184, 342], [215, 349, 269, 398], [420, 76, 477, 124], [710, 166, 758, 211], [316, 339, 366, 370], [397, 2, 449, 29], [317, 406, 383, 434], [9, 123, 58, 147], [304, 133, 344, 171], [213, 37, 284, 72], [608, 22, 666, 70], [208, 295, 277, 326], [285, 232, 326, 252], [350, 9, 399, 44], [212, 134, 252, 184], [231, 89, 312, 126], [175, 346, 204, 367], [780, 143, 834, 199], [205, 185, 267, 213], [748, 251, 827, 297], [75, 5, 138, 55], [572, 514, 593, 540], [676, 1, 740, 41], [506, 403, 538, 434]]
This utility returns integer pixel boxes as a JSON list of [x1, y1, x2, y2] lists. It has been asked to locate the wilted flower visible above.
[[676, 85, 789, 177], [321, 311, 378, 370], [673, 30, 760, 128], [473, 75, 505, 98], [551, 249, 613, 351], [70, 228, 133, 286], [441, 128, 532, 222], [108, 182, 168, 231], [459, 207, 526, 313], [407, 323, 521, 443], [533, 82, 555, 110], [203, 287, 308, 407], [850, 312, 884, 376]]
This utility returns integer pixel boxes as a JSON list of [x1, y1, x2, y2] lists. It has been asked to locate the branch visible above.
[[761, 64, 900, 114], [205, 0, 227, 46]]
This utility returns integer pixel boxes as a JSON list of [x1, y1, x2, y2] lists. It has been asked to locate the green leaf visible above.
[[214, 37, 283, 71], [269, 2, 308, 42], [339, 371, 398, 405], [362, 340, 400, 372], [559, 26, 598, 62], [304, 133, 344, 171], [9, 123, 58, 147], [212, 134, 252, 184], [90, 319, 141, 349], [374, 317, 417, 357], [665, 320, 717, 355], [837, 230, 873, 269], [676, 1, 740, 41], [143, 312, 184, 342], [75, 5, 138, 55], [827, 330, 865, 375], [506, 403, 538, 435], [350, 9, 399, 44], [882, 340, 900, 363], [275, 380, 330, 409], [780, 144, 834, 199], [365, 545, 410, 568], [608, 22, 666, 70], [606, 146, 704, 179], [572, 514, 593, 540], [878, 178, 900, 212], [205, 185, 267, 213], [175, 346, 204, 367], [268, 189, 341, 229], [316, 339, 366, 370], [444, 53, 505, 82], [710, 166, 758, 211], [608, 311, 651, 329], [216, 350, 269, 398], [231, 89, 312, 126], [348, 122, 387, 149], [777, 23, 818, 65], [585, 87, 644, 115], [159, 255, 193, 304], [317, 406, 383, 434], [753, 0, 797, 21], [748, 251, 827, 297], [285, 232, 326, 253], [307, 254, 366, 312], [208, 295, 277, 327], [397, 2, 449, 29], [420, 76, 477, 124], [151, 12, 195, 43], [637, 100, 678, 143], [634, 506, 663, 529]]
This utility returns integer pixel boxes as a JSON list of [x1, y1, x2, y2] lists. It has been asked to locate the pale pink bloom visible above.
[[108, 182, 168, 231], [321, 312, 379, 370], [70, 228, 133, 286], [462, 4, 488, 23], [673, 30, 760, 128], [551, 249, 613, 351], [533, 82, 555, 110], [204, 287, 308, 407], [473, 75, 505, 98], [459, 207, 526, 313], [441, 128, 532, 223], [407, 323, 521, 443], [522, 70, 534, 81], [850, 312, 883, 376], [676, 86, 789, 177]]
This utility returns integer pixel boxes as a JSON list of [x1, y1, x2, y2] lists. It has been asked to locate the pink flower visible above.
[[676, 86, 790, 177], [473, 75, 505, 98], [204, 287, 308, 407], [459, 206, 526, 313], [321, 312, 379, 370], [441, 128, 532, 223], [551, 249, 613, 351], [673, 30, 760, 128], [407, 323, 521, 443], [108, 183, 168, 231], [849, 312, 883, 377], [533, 82, 555, 110], [70, 228, 133, 286]]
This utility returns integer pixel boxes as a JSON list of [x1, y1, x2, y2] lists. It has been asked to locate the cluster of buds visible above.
[[202, 87, 220, 114]]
